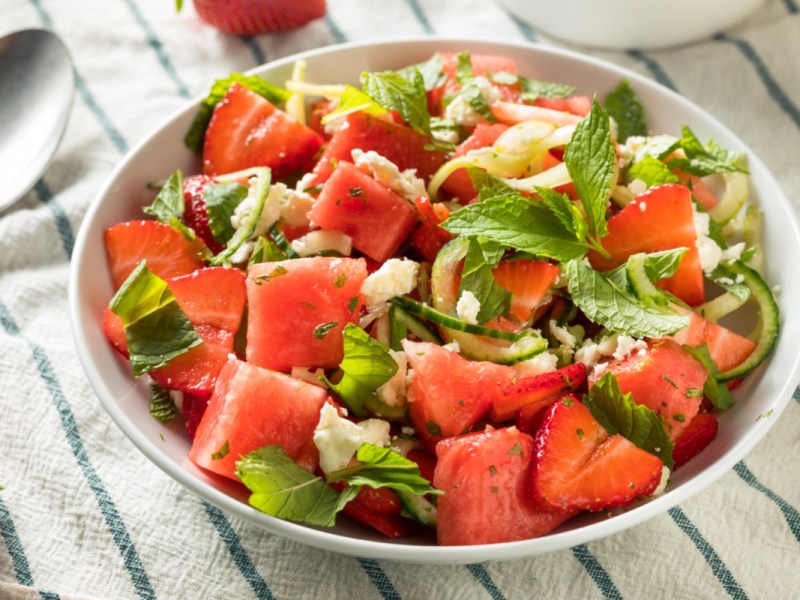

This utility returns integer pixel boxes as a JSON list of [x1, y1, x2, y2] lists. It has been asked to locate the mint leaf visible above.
[[322, 84, 387, 125], [327, 324, 398, 418], [399, 53, 446, 91], [447, 52, 494, 122], [143, 169, 184, 224], [628, 155, 681, 188], [202, 182, 249, 245], [459, 237, 512, 324], [185, 74, 292, 153], [109, 262, 202, 376], [488, 72, 576, 101], [210, 168, 270, 266], [681, 344, 735, 410], [563, 98, 615, 241], [236, 446, 358, 527], [607, 248, 688, 289], [467, 168, 515, 202], [667, 126, 748, 176], [248, 235, 288, 265], [442, 194, 590, 262], [604, 80, 647, 142], [361, 69, 430, 136], [564, 259, 689, 338], [149, 382, 177, 423], [536, 186, 589, 243], [585, 373, 673, 469], [327, 443, 440, 496], [455, 51, 474, 85]]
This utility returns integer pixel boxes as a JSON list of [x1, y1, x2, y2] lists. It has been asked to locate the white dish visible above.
[[69, 38, 800, 563]]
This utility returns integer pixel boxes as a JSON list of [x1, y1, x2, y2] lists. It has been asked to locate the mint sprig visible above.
[[458, 237, 511, 324], [149, 382, 177, 423], [585, 373, 674, 469], [361, 69, 431, 136], [109, 262, 202, 376], [202, 182, 249, 246], [665, 126, 749, 177], [604, 80, 647, 143], [681, 344, 735, 410], [628, 155, 681, 188]]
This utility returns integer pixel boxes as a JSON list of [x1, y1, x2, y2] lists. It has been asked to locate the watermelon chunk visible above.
[[441, 123, 509, 202], [670, 311, 756, 373]]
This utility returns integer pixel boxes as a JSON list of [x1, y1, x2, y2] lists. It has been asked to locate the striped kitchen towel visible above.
[[1, 0, 799, 598]]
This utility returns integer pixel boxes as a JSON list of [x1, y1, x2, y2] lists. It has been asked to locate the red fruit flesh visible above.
[[672, 412, 719, 470], [491, 363, 587, 422], [490, 259, 559, 327], [341, 502, 410, 538], [409, 196, 453, 262], [183, 175, 224, 254], [531, 397, 664, 512], [104, 220, 206, 289], [193, 0, 327, 35], [182, 394, 209, 440], [441, 123, 509, 202], [670, 311, 757, 373], [203, 83, 323, 178], [434, 427, 575, 545]]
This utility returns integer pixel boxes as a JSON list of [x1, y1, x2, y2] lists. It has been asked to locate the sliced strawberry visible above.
[[515, 400, 549, 436], [491, 259, 559, 327], [105, 220, 207, 289], [590, 340, 708, 441], [203, 83, 324, 178], [193, 0, 327, 35], [491, 363, 587, 422], [341, 502, 410, 538], [490, 101, 584, 126], [349, 486, 402, 516], [103, 307, 128, 358], [409, 196, 453, 262], [406, 449, 437, 484], [588, 183, 705, 306], [183, 175, 224, 253], [182, 393, 209, 439], [531, 397, 664, 512], [672, 412, 719, 470]]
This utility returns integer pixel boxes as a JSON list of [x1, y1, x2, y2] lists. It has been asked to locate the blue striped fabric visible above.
[[571, 545, 623, 600], [625, 50, 678, 92], [465, 564, 506, 600], [733, 461, 800, 543], [404, 0, 435, 35], [33, 179, 74, 260], [0, 497, 36, 588]]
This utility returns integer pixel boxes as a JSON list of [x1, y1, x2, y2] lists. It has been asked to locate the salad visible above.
[[102, 51, 779, 546]]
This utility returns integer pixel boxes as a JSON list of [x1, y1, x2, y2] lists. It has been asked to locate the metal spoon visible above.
[[0, 29, 75, 211]]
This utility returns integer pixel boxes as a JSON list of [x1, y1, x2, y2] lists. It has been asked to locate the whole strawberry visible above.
[[182, 0, 327, 35]]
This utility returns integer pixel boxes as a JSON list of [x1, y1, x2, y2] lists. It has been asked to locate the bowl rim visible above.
[[69, 35, 800, 563]]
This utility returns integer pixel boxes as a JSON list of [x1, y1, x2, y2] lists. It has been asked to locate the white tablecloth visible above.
[[2, 0, 799, 598]]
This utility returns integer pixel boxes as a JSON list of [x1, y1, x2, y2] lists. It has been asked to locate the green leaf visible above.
[[109, 262, 202, 377], [681, 344, 735, 410], [327, 324, 398, 418], [458, 237, 512, 324], [236, 446, 358, 527], [185, 74, 292, 154], [399, 53, 446, 91], [202, 182, 249, 245], [488, 72, 576, 101], [248, 235, 288, 265], [458, 81, 495, 121], [607, 248, 688, 289], [149, 382, 177, 423], [442, 194, 590, 262], [585, 373, 674, 469], [313, 321, 339, 339], [455, 51, 474, 85], [210, 168, 271, 266], [361, 69, 430, 136], [604, 80, 647, 142], [563, 98, 616, 241], [466, 168, 515, 202], [666, 126, 749, 176], [535, 186, 588, 243], [564, 259, 689, 338], [322, 84, 387, 125], [327, 443, 440, 496], [143, 169, 184, 223], [628, 155, 681, 188]]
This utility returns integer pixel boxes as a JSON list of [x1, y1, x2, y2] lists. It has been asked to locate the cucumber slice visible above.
[[397, 490, 437, 528], [716, 260, 779, 382], [742, 204, 763, 273], [389, 304, 442, 350], [697, 291, 749, 323], [210, 168, 270, 266], [626, 253, 667, 307], [709, 172, 748, 225]]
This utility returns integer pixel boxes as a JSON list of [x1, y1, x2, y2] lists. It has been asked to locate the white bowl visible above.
[[69, 38, 800, 563], [497, 0, 765, 49]]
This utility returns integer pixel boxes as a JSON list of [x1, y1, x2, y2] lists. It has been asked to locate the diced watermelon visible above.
[[433, 53, 521, 111], [588, 183, 706, 306], [532, 96, 592, 117], [403, 340, 516, 450], [441, 123, 509, 202], [309, 112, 446, 186], [246, 256, 367, 372], [670, 311, 756, 373], [189, 357, 327, 480], [491, 259, 559, 327], [589, 340, 708, 441], [434, 426, 575, 545], [203, 83, 324, 178], [675, 169, 719, 211], [409, 196, 453, 262], [308, 162, 418, 262]]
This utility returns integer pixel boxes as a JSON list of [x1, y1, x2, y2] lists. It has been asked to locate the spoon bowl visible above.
[[0, 29, 74, 211]]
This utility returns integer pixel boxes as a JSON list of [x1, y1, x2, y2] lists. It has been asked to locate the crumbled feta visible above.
[[231, 181, 284, 238], [360, 258, 420, 308], [432, 126, 459, 145], [444, 76, 501, 128], [376, 350, 409, 408], [351, 149, 426, 202], [280, 188, 316, 227], [612, 335, 647, 361], [290, 230, 353, 257], [513, 351, 559, 378], [575, 334, 646, 367], [290, 367, 327, 388], [456, 291, 481, 325], [638, 201, 647, 212], [442, 340, 461, 353], [591, 362, 609, 379], [228, 240, 254, 265], [715, 276, 735, 286], [296, 172, 317, 193], [720, 242, 746, 264], [549, 320, 577, 349], [313, 404, 391, 474], [692, 208, 723, 275], [628, 179, 647, 197], [652, 466, 671, 497]]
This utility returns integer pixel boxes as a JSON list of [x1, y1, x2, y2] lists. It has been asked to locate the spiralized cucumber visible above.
[[709, 172, 749, 224]]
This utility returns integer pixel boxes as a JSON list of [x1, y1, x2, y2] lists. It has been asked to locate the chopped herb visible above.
[[491, 486, 499, 494], [301, 300, 317, 310], [562, 397, 574, 407], [576, 428, 585, 440], [426, 421, 442, 437], [254, 266, 289, 285], [313, 321, 339, 339], [211, 440, 230, 461], [488, 465, 497, 476], [673, 414, 686, 423], [334, 274, 347, 289], [348, 296, 360, 312], [662, 375, 679, 389], [507, 442, 523, 456], [348, 186, 363, 197], [686, 388, 704, 399]]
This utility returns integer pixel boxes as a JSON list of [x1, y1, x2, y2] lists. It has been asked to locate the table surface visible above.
[[2, 0, 800, 598]]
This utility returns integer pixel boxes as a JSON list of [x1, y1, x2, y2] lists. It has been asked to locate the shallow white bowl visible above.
[[69, 38, 800, 563], [497, 0, 765, 49]]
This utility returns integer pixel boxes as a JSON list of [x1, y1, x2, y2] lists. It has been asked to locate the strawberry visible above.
[[182, 393, 209, 439], [103, 307, 128, 359], [531, 396, 664, 512], [672, 412, 719, 470], [491, 362, 586, 422], [515, 401, 549, 436], [441, 123, 509, 202], [409, 196, 453, 262], [490, 259, 559, 328], [182, 175, 224, 253], [203, 83, 324, 179], [192, 0, 327, 35], [341, 502, 410, 538], [104, 220, 207, 289], [349, 486, 402, 517]]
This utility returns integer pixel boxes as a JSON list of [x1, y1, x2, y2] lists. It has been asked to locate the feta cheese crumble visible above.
[[693, 208, 723, 275], [360, 258, 420, 309], [290, 230, 353, 257], [456, 290, 481, 325], [444, 76, 501, 128], [574, 334, 647, 368], [313, 404, 391, 474], [513, 351, 559, 378], [351, 149, 426, 203]]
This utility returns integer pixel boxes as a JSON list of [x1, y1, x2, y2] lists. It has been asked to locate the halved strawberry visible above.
[[531, 396, 664, 512], [409, 196, 453, 262], [348, 486, 402, 517], [183, 175, 224, 253], [491, 259, 559, 327], [193, 0, 327, 35], [589, 340, 707, 441], [491, 362, 587, 422], [341, 502, 410, 538], [104, 220, 207, 289], [672, 412, 719, 470], [103, 307, 128, 358], [203, 83, 324, 178], [515, 401, 549, 436], [182, 393, 210, 439]]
